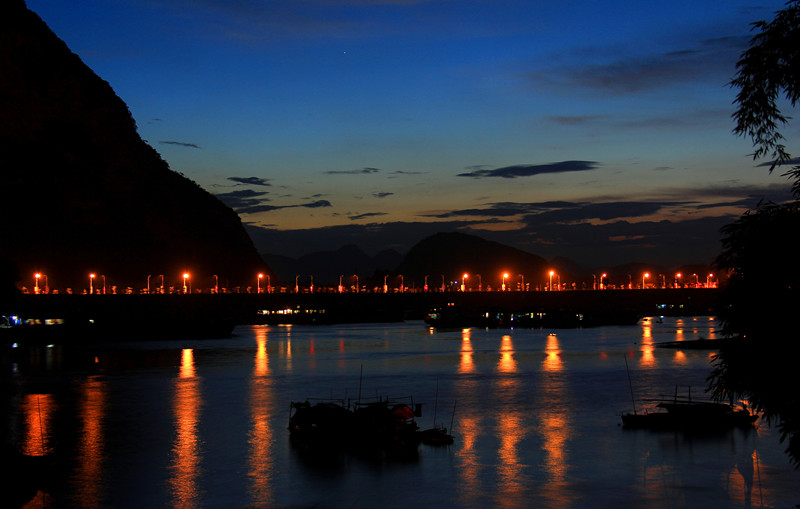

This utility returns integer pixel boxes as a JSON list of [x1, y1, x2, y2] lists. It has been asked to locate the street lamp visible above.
[[183, 272, 189, 294], [643, 272, 649, 289], [601, 273, 607, 290], [462, 273, 468, 292], [707, 273, 714, 288], [34, 273, 40, 294], [518, 273, 525, 291], [502, 272, 509, 291], [549, 270, 555, 291], [476, 274, 482, 291], [257, 273, 263, 293], [424, 275, 429, 292], [89, 273, 95, 294], [339, 275, 344, 293], [147, 275, 151, 294], [384, 274, 389, 293], [675, 272, 682, 289], [213, 274, 219, 294]]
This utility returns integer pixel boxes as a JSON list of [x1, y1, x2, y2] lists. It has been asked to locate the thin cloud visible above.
[[757, 157, 800, 168], [227, 176, 272, 186], [237, 199, 332, 214], [160, 140, 201, 148], [389, 170, 427, 176], [547, 114, 607, 126], [215, 189, 270, 209], [457, 161, 599, 179], [423, 200, 672, 222], [325, 167, 381, 175], [530, 35, 748, 95], [349, 212, 388, 221]]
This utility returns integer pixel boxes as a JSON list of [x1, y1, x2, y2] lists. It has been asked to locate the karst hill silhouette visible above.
[[1, 1, 270, 292]]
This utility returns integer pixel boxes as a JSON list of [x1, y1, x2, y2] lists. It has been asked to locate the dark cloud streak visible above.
[[227, 176, 272, 186], [160, 140, 201, 148], [457, 160, 599, 179]]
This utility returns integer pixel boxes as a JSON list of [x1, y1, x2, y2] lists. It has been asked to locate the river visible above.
[[4, 317, 798, 508]]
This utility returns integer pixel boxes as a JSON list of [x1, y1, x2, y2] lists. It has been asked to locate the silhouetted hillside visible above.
[[395, 232, 558, 289], [0, 2, 270, 290]]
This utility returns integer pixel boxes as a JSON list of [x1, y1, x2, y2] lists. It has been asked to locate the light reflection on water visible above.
[[169, 349, 202, 508], [6, 317, 799, 508]]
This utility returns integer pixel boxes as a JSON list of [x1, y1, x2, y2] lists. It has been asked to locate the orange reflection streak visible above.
[[707, 317, 718, 340], [724, 447, 757, 507], [672, 350, 688, 364], [74, 376, 107, 508], [459, 328, 474, 373], [169, 349, 202, 508], [455, 414, 482, 505], [639, 320, 656, 368], [543, 333, 562, 372], [248, 328, 274, 506], [496, 412, 525, 506], [494, 335, 526, 507], [21, 393, 55, 456], [538, 333, 574, 507], [254, 326, 269, 376], [285, 328, 293, 371], [498, 335, 516, 373]]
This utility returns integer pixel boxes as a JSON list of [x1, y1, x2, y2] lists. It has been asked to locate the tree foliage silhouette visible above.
[[711, 0, 800, 466], [731, 0, 800, 192]]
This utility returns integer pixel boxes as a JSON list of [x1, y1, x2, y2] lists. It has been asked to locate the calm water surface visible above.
[[5, 317, 799, 508]]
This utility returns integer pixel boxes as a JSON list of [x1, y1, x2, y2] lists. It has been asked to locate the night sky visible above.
[[25, 0, 797, 267]]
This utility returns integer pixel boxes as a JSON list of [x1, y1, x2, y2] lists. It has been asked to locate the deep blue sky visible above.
[[26, 0, 797, 267]]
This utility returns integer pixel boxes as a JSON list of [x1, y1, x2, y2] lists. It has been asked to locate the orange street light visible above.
[[462, 273, 468, 292], [34, 272, 41, 294], [549, 270, 555, 291], [643, 272, 650, 289], [183, 272, 189, 294], [257, 273, 264, 293], [675, 272, 682, 288], [502, 272, 509, 291], [89, 273, 95, 294]]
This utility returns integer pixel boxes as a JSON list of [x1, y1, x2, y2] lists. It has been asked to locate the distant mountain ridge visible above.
[[395, 231, 555, 289], [262, 245, 402, 285], [264, 231, 716, 290], [0, 1, 270, 290]]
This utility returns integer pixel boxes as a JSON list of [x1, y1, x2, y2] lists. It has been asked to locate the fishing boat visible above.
[[621, 388, 758, 431], [418, 425, 454, 445], [621, 355, 757, 432], [288, 396, 424, 454]]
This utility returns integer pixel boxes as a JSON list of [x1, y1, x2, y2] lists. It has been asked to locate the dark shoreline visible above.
[[2, 288, 721, 343]]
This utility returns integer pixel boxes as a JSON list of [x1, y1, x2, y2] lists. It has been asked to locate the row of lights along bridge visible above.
[[26, 271, 718, 295]]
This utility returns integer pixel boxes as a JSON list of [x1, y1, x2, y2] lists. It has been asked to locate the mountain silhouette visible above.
[[262, 244, 402, 286], [0, 1, 270, 291], [395, 231, 557, 289]]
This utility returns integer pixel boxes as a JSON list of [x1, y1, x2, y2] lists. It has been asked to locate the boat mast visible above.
[[624, 353, 637, 415]]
